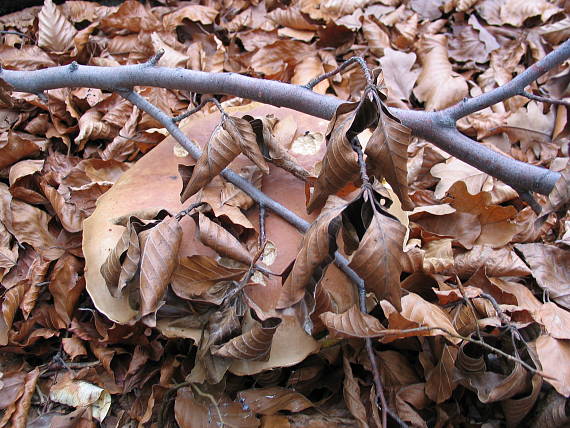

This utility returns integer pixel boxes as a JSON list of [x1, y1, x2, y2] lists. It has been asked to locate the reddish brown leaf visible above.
[[277, 196, 345, 309], [461, 362, 528, 403], [0, 282, 26, 345], [37, 0, 77, 52], [139, 215, 182, 326], [537, 335, 570, 397], [100, 217, 141, 299], [342, 355, 369, 428], [320, 305, 386, 339], [49, 254, 84, 329], [196, 213, 253, 266], [424, 344, 458, 403], [212, 317, 281, 361], [237, 387, 313, 415], [0, 132, 41, 169], [0, 371, 26, 409], [348, 206, 406, 311]]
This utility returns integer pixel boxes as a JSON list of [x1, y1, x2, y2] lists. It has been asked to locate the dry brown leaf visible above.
[[431, 157, 493, 200], [163, 4, 219, 29], [291, 55, 329, 95], [500, 0, 561, 27], [538, 16, 570, 45], [277, 196, 345, 309], [365, 98, 414, 210], [39, 181, 84, 233], [175, 388, 259, 428], [538, 303, 570, 340], [414, 34, 468, 111], [536, 335, 570, 397], [171, 255, 245, 302], [49, 254, 84, 329], [395, 383, 429, 428], [100, 217, 141, 299], [452, 245, 531, 278], [267, 7, 319, 31], [37, 0, 77, 52], [381, 292, 461, 344], [224, 116, 269, 173], [542, 157, 569, 216], [380, 48, 420, 103], [342, 355, 369, 428], [320, 305, 386, 339], [424, 344, 458, 403], [212, 317, 281, 361], [196, 213, 253, 266], [0, 132, 41, 169], [139, 215, 182, 326], [0, 282, 26, 345], [348, 201, 407, 311], [306, 103, 365, 214], [515, 243, 570, 310], [101, 106, 140, 162], [237, 387, 313, 415], [75, 109, 117, 149], [461, 362, 528, 403], [99, 0, 161, 34], [502, 374, 542, 428]]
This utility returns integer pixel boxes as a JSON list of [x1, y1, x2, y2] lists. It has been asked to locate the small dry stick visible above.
[[519, 90, 570, 107], [305, 56, 373, 90], [173, 97, 226, 123]]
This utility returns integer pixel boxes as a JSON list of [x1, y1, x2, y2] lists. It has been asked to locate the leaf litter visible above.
[[0, 0, 569, 426]]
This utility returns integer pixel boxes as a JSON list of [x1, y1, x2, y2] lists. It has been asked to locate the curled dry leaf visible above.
[[39, 181, 84, 233], [306, 103, 367, 213], [175, 387, 260, 428], [75, 109, 117, 150], [502, 374, 543, 428], [181, 116, 268, 202], [538, 303, 570, 340], [0, 371, 27, 409], [342, 355, 369, 428], [414, 34, 468, 111], [37, 0, 77, 52], [139, 215, 182, 326], [0, 132, 41, 169], [424, 344, 458, 404], [379, 48, 420, 103], [101, 105, 140, 162], [537, 335, 570, 397], [196, 213, 253, 266], [163, 4, 219, 29], [452, 245, 531, 278], [49, 379, 111, 422], [348, 204, 406, 311], [171, 255, 245, 303], [49, 254, 84, 329], [381, 292, 461, 344], [541, 157, 569, 217], [267, 7, 319, 31], [499, 0, 561, 27], [515, 243, 570, 310], [461, 362, 529, 403], [320, 305, 385, 339], [365, 96, 414, 210], [277, 196, 345, 309], [237, 386, 313, 415], [0, 282, 26, 345], [100, 217, 141, 299], [212, 317, 281, 361]]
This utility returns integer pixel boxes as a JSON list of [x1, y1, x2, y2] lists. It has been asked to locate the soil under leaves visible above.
[[0, 0, 569, 427]]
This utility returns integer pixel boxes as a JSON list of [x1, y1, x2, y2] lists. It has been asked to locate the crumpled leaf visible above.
[[237, 387, 313, 415], [0, 282, 26, 345], [181, 116, 268, 202], [500, 0, 561, 27], [424, 344, 458, 403], [515, 243, 570, 310], [502, 374, 543, 428], [307, 102, 374, 213], [49, 379, 111, 422], [365, 92, 414, 210], [49, 254, 84, 329], [461, 362, 529, 403], [348, 195, 406, 311], [414, 34, 468, 111], [277, 196, 345, 309], [381, 292, 461, 344], [342, 355, 369, 428], [171, 255, 245, 303], [139, 215, 182, 326], [0, 132, 41, 169], [100, 216, 141, 299], [320, 305, 386, 339], [37, 0, 77, 52], [212, 317, 281, 361], [196, 213, 253, 266]]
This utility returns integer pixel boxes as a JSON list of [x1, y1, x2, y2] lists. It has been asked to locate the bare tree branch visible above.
[[3, 39, 568, 198]]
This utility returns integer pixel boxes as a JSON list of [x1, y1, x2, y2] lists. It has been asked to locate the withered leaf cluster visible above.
[[0, 0, 569, 427]]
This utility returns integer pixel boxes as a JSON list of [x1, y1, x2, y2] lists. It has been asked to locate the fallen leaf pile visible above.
[[0, 0, 569, 427]]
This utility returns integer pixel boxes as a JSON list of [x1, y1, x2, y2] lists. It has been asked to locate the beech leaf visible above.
[[139, 215, 182, 326], [37, 0, 77, 52]]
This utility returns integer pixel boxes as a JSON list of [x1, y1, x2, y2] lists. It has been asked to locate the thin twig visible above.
[[173, 97, 225, 122], [175, 201, 205, 221], [0, 30, 35, 42], [304, 56, 373, 90], [519, 90, 570, 107], [258, 203, 266, 249], [379, 326, 549, 378]]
